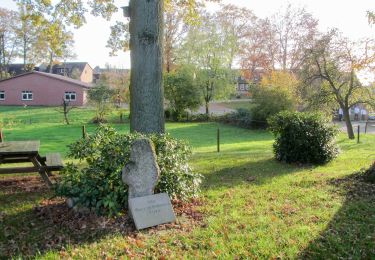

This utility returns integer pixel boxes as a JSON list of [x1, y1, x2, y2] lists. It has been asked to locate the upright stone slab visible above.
[[122, 138, 176, 230], [122, 138, 160, 198], [128, 193, 176, 230]]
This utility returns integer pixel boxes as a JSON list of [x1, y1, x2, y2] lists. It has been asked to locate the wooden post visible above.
[[217, 128, 220, 153], [365, 121, 368, 134], [82, 125, 87, 139], [357, 125, 360, 144], [0, 129, 3, 142]]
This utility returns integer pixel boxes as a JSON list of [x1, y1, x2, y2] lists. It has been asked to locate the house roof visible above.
[[7, 64, 39, 76], [93, 66, 130, 75], [44, 62, 92, 75], [0, 71, 92, 89]]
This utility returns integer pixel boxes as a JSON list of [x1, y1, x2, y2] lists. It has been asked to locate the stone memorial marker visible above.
[[128, 193, 176, 230], [122, 138, 176, 230]]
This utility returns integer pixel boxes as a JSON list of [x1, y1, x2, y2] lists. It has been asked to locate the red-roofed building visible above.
[[0, 71, 92, 106]]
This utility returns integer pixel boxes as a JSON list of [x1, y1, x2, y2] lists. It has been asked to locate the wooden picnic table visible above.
[[0, 140, 63, 187]]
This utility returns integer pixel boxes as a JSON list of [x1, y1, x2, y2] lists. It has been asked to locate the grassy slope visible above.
[[0, 106, 374, 258]]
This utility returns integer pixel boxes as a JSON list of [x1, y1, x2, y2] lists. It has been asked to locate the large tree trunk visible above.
[[343, 107, 354, 139], [129, 0, 165, 134]]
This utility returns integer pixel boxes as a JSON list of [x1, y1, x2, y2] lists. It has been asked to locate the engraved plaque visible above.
[[128, 193, 176, 230]]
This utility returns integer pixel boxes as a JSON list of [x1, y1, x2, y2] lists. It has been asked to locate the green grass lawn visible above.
[[0, 106, 374, 258]]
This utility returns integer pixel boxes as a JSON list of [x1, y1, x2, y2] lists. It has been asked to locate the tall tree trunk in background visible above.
[[343, 107, 354, 139], [129, 0, 165, 134], [0, 33, 4, 79], [23, 34, 27, 70], [48, 52, 53, 73]]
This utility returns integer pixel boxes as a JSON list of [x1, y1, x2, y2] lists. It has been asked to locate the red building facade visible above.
[[0, 71, 91, 106]]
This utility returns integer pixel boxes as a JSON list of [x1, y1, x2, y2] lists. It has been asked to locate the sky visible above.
[[1, 0, 374, 69]]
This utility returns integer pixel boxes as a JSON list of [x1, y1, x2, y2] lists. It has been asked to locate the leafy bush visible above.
[[55, 125, 202, 216], [215, 109, 253, 128], [164, 66, 202, 121], [268, 111, 339, 164], [88, 83, 115, 123], [189, 113, 210, 122], [251, 86, 295, 126], [363, 162, 375, 183]]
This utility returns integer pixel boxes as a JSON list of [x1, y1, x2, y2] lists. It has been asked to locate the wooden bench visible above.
[[45, 153, 64, 171]]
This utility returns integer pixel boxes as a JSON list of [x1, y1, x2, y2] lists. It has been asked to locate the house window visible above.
[[0, 91, 4, 100], [57, 68, 66, 74], [22, 91, 33, 101], [64, 91, 76, 101]]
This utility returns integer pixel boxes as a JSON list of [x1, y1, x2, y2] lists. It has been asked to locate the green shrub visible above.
[[251, 86, 295, 126], [55, 125, 202, 216], [268, 111, 339, 164], [363, 162, 375, 183], [215, 109, 253, 128], [189, 113, 209, 122]]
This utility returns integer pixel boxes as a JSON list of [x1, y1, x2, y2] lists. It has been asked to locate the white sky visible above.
[[1, 0, 374, 69]]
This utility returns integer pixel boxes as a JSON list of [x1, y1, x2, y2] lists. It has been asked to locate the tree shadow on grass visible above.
[[0, 176, 203, 258], [202, 157, 306, 190], [0, 176, 134, 258], [300, 172, 375, 259]]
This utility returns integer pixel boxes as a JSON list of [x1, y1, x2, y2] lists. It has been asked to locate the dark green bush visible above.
[[363, 162, 375, 183], [55, 125, 202, 216], [215, 109, 253, 128], [189, 113, 209, 122], [268, 111, 339, 165]]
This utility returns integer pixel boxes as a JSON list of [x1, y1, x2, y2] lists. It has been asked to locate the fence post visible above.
[[357, 125, 360, 144], [82, 125, 87, 139], [217, 128, 220, 153], [365, 121, 368, 134]]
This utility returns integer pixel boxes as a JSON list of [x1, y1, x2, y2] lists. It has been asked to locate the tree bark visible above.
[[343, 107, 354, 139], [129, 0, 165, 134], [205, 101, 209, 117], [48, 52, 53, 73], [23, 34, 27, 69]]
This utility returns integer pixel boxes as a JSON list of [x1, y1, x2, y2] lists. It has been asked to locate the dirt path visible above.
[[334, 121, 375, 134], [193, 103, 236, 115]]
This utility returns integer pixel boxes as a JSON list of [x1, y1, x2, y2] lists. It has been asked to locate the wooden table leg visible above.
[[30, 156, 53, 187]]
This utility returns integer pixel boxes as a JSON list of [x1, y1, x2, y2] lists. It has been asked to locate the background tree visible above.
[[239, 18, 276, 79], [250, 72, 297, 125], [88, 83, 115, 123], [163, 3, 188, 72], [164, 65, 202, 120], [215, 4, 255, 69], [302, 30, 375, 139], [368, 11, 375, 25], [179, 12, 236, 116], [15, 3, 43, 68], [98, 66, 130, 106], [38, 21, 76, 72], [0, 8, 20, 79], [260, 70, 300, 103], [271, 4, 318, 71], [57, 99, 77, 125]]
